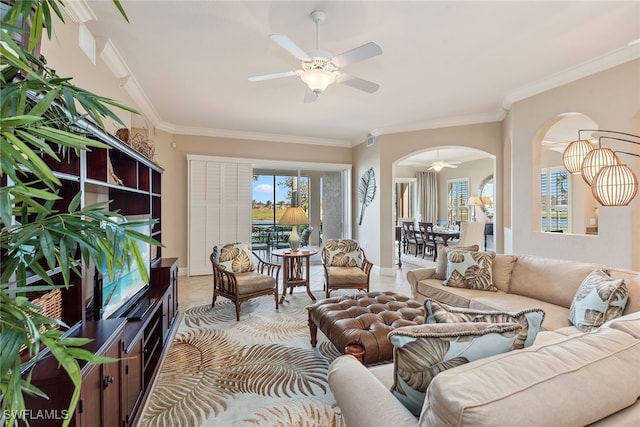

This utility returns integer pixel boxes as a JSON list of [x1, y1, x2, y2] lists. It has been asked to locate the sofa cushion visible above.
[[424, 299, 544, 349], [433, 244, 479, 280], [603, 311, 640, 339], [509, 255, 602, 308], [214, 242, 254, 272], [492, 254, 517, 292], [444, 250, 497, 291], [388, 322, 522, 416], [569, 269, 629, 332], [412, 278, 508, 307], [420, 326, 640, 427], [605, 268, 640, 316], [325, 239, 362, 267], [470, 293, 571, 330]]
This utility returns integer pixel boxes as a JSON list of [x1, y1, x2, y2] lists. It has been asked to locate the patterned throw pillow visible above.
[[214, 243, 254, 272], [389, 322, 522, 416], [433, 244, 479, 280], [324, 239, 362, 267], [444, 250, 497, 291], [569, 269, 628, 332], [424, 299, 545, 350]]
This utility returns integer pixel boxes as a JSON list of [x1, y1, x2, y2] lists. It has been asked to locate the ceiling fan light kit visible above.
[[428, 150, 461, 172], [249, 10, 382, 102], [300, 67, 336, 94]]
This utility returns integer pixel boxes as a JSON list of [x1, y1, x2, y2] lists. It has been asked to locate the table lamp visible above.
[[278, 206, 309, 251], [467, 196, 482, 222]]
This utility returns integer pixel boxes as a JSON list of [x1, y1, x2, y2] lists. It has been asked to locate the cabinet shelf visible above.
[[20, 108, 173, 426], [84, 179, 152, 196]]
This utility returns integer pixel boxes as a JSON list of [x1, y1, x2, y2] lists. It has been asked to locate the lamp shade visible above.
[[562, 139, 594, 174], [301, 69, 335, 93], [581, 148, 620, 185], [278, 206, 309, 225], [591, 164, 638, 206], [467, 196, 482, 206]]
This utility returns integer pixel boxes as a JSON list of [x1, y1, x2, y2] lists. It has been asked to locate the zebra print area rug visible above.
[[140, 294, 343, 427]]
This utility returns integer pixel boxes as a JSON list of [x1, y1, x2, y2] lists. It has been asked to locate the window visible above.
[[540, 167, 569, 232], [447, 178, 469, 224], [252, 174, 309, 225]]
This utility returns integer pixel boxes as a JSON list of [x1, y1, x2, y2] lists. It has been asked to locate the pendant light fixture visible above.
[[562, 129, 596, 174], [561, 130, 639, 206]]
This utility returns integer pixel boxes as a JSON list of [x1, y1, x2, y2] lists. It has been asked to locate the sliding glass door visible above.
[[252, 168, 350, 248]]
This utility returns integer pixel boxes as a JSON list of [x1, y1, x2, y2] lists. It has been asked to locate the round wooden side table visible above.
[[271, 248, 318, 303]]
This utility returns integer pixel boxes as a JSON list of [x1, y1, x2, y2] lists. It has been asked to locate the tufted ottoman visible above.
[[307, 291, 425, 364]]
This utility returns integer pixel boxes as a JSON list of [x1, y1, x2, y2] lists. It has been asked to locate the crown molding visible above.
[[156, 123, 352, 147], [502, 43, 640, 110], [375, 110, 507, 137], [62, 0, 96, 23]]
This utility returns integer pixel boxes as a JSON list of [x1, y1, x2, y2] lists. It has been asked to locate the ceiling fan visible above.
[[428, 151, 462, 172], [248, 10, 382, 102]]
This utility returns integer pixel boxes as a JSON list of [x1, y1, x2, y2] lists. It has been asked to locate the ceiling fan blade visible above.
[[336, 73, 380, 93], [332, 42, 382, 68], [248, 71, 299, 82], [445, 164, 459, 168], [304, 87, 318, 103], [270, 33, 311, 61]]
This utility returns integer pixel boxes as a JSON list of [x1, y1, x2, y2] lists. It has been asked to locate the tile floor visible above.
[[177, 256, 432, 309]]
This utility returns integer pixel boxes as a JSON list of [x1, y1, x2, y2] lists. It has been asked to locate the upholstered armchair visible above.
[[322, 239, 373, 298], [210, 242, 281, 320]]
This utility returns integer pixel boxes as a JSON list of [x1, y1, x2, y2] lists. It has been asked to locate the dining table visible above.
[[430, 228, 460, 260]]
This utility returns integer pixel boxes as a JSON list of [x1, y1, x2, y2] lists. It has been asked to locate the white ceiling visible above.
[[77, 1, 639, 149]]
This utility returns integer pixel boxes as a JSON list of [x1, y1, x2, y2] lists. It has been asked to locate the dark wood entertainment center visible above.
[[22, 121, 179, 427]]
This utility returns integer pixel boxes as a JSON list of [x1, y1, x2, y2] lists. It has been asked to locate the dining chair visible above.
[[210, 242, 281, 320], [418, 222, 437, 259], [456, 221, 486, 248], [401, 221, 424, 256]]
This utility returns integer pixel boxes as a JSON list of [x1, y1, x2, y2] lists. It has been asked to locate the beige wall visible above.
[[155, 133, 351, 269], [356, 122, 504, 273], [41, 14, 639, 276], [509, 59, 640, 269]]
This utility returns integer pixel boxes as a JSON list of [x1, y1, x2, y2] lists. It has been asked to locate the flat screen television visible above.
[[95, 219, 151, 319]]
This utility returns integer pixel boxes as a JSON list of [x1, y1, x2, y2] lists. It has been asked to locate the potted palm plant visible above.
[[0, 1, 155, 425]]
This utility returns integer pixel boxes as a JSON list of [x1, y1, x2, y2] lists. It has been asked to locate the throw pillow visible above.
[[324, 239, 362, 267], [433, 244, 480, 280], [444, 250, 497, 291], [215, 242, 255, 272], [389, 322, 522, 416], [569, 269, 629, 332], [424, 299, 545, 350]]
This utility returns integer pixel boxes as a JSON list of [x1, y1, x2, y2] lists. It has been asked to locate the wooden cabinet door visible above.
[[101, 338, 122, 427], [78, 365, 101, 427], [123, 338, 144, 425]]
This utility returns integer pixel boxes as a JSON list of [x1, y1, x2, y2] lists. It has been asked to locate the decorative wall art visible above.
[[358, 168, 376, 225]]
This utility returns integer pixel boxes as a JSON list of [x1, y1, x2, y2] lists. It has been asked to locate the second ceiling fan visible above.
[[248, 10, 382, 102], [428, 150, 462, 172]]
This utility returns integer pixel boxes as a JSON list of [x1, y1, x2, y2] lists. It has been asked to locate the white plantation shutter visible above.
[[188, 156, 252, 276], [447, 178, 469, 223]]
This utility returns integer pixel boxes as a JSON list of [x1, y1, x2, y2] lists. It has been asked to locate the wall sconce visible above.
[[561, 130, 639, 206]]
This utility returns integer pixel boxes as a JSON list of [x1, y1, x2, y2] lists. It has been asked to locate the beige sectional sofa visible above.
[[327, 254, 640, 426], [406, 254, 640, 333]]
